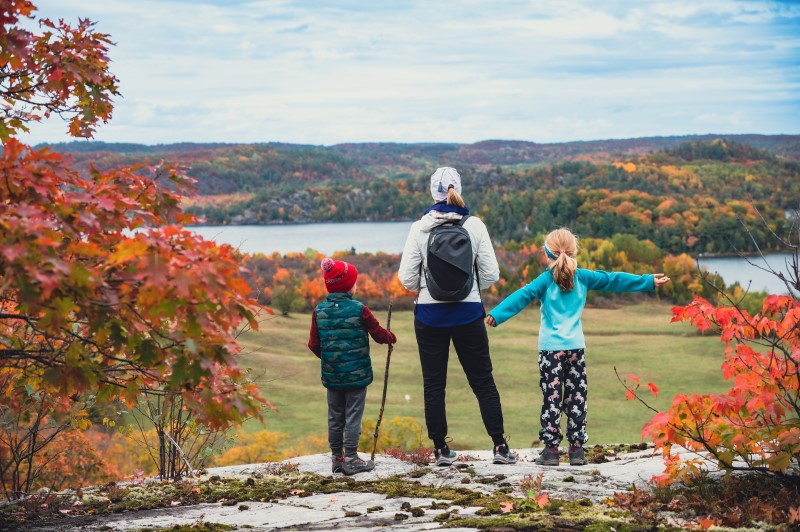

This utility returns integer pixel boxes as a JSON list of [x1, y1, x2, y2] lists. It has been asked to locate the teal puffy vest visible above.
[[316, 293, 373, 389]]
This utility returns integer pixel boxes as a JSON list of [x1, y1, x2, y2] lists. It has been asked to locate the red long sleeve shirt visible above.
[[308, 306, 396, 358]]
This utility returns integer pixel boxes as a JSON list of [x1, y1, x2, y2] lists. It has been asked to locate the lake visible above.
[[190, 222, 414, 256], [697, 253, 795, 295], [190, 223, 795, 295]]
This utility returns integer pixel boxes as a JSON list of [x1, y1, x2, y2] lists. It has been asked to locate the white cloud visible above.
[[18, 0, 800, 146]]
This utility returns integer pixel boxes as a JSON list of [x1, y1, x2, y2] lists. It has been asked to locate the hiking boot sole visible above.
[[535, 457, 560, 466], [493, 454, 518, 464], [569, 458, 588, 466], [436, 456, 457, 466]]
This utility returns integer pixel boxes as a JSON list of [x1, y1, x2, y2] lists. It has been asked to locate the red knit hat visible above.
[[321, 257, 358, 293]]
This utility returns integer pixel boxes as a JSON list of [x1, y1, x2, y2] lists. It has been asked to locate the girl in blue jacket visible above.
[[486, 228, 670, 466]]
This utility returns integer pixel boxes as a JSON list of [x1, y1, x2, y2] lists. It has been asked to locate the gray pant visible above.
[[327, 387, 367, 457]]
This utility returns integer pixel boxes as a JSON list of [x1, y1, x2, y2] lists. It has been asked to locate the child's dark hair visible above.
[[545, 228, 578, 291]]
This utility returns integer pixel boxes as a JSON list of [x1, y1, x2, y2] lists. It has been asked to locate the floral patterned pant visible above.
[[538, 348, 589, 446]]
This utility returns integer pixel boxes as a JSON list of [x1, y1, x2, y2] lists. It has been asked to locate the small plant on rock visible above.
[[517, 472, 549, 510]]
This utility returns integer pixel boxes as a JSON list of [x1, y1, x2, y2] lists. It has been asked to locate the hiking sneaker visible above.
[[331, 454, 345, 474], [535, 445, 560, 466], [342, 456, 375, 475], [434, 445, 458, 466], [569, 445, 587, 466], [492, 443, 518, 464]]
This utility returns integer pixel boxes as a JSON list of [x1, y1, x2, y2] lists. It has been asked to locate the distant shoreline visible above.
[[696, 251, 794, 259], [188, 220, 414, 228]]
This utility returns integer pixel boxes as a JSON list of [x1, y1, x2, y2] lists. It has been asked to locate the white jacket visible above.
[[397, 211, 500, 305]]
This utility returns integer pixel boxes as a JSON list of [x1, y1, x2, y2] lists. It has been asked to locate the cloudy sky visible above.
[[23, 0, 800, 146]]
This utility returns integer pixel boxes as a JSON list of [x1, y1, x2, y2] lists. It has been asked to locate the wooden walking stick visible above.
[[371, 302, 393, 461]]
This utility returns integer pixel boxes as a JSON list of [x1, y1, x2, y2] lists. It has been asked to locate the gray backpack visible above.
[[423, 215, 478, 301]]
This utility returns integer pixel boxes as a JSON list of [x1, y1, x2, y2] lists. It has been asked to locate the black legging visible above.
[[414, 316, 505, 447]]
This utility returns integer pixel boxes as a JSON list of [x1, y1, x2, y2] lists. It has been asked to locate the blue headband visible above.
[[544, 242, 559, 260]]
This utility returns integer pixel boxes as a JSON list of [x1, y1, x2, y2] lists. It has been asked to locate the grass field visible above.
[[237, 302, 729, 451]]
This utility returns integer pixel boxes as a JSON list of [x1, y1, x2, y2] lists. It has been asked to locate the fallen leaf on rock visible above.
[[699, 518, 717, 530]]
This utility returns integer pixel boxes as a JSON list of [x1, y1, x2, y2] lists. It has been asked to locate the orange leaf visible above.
[[536, 493, 550, 509], [789, 506, 800, 524], [647, 382, 659, 399], [499, 501, 514, 513], [699, 518, 717, 530], [625, 389, 636, 400], [627, 373, 640, 384]]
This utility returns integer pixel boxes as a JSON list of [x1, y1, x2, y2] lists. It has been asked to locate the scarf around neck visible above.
[[424, 201, 470, 216]]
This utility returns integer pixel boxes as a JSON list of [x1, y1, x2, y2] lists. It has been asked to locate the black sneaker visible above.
[[331, 454, 345, 474], [434, 445, 458, 466], [342, 456, 375, 475], [535, 445, 560, 466], [492, 443, 518, 464], [569, 445, 587, 466]]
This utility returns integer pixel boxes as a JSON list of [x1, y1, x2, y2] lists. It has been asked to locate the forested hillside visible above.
[[47, 136, 800, 255]]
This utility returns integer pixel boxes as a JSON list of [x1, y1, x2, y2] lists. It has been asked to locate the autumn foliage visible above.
[[0, 0, 271, 499], [0, 0, 119, 140], [628, 290, 800, 485], [0, 140, 266, 427]]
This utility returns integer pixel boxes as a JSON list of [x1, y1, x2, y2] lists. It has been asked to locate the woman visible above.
[[398, 167, 516, 466]]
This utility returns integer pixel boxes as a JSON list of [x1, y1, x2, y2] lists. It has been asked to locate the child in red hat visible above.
[[308, 257, 396, 475]]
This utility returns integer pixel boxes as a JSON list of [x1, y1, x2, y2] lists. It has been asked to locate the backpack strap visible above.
[[458, 215, 485, 313], [458, 215, 486, 314], [475, 256, 484, 315]]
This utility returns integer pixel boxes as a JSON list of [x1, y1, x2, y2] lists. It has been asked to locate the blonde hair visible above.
[[446, 186, 465, 208], [545, 228, 579, 291]]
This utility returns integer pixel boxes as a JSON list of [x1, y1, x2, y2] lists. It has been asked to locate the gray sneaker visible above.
[[569, 445, 587, 466], [434, 445, 458, 466], [492, 443, 518, 464], [342, 456, 375, 475], [535, 445, 560, 466]]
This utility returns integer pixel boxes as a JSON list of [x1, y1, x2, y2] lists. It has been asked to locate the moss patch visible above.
[[5, 459, 784, 531], [132, 525, 234, 532]]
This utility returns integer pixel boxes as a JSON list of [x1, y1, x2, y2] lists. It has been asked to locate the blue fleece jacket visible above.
[[488, 269, 655, 350]]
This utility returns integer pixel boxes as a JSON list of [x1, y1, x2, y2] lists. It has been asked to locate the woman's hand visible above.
[[653, 273, 671, 286], [485, 315, 496, 327]]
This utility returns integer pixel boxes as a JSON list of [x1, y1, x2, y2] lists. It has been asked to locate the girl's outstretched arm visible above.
[[582, 269, 657, 292], [486, 270, 550, 326]]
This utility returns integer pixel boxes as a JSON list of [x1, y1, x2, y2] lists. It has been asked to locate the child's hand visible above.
[[653, 273, 671, 286], [485, 315, 496, 327]]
